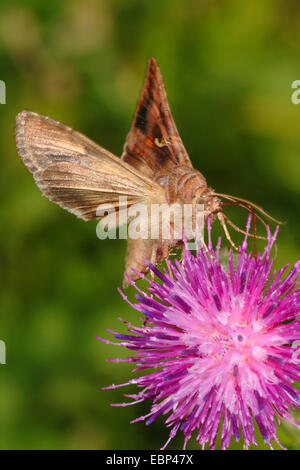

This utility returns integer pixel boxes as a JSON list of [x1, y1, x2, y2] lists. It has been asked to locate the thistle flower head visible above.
[[100, 218, 300, 449]]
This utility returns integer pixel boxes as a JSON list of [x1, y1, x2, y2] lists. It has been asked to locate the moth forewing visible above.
[[15, 110, 160, 221]]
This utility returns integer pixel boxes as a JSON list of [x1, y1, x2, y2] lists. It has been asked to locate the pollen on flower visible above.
[[98, 216, 300, 450]]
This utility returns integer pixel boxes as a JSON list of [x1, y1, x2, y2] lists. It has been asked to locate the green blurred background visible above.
[[0, 0, 299, 450]]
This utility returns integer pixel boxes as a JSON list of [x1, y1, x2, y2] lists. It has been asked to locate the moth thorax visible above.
[[155, 166, 206, 204]]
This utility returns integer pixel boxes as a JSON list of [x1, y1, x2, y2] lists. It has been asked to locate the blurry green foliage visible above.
[[0, 0, 299, 450]]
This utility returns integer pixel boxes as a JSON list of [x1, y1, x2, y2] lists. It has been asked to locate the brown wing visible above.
[[121, 57, 192, 178], [16, 111, 161, 221]]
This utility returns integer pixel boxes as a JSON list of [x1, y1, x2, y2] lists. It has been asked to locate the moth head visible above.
[[192, 188, 222, 222]]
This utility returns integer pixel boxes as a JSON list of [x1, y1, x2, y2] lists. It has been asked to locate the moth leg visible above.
[[147, 245, 157, 309], [218, 212, 239, 252], [165, 259, 173, 278], [195, 232, 215, 261], [123, 239, 152, 288], [162, 241, 173, 279], [142, 245, 157, 327], [150, 245, 157, 284], [180, 244, 186, 266]]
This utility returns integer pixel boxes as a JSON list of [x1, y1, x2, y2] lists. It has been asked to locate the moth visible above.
[[16, 58, 276, 287]]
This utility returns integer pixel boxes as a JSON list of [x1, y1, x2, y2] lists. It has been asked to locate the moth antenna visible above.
[[217, 212, 239, 252], [222, 213, 267, 240], [215, 193, 283, 225]]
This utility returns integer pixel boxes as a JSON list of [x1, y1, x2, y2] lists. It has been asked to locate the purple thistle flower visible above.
[[99, 218, 300, 450]]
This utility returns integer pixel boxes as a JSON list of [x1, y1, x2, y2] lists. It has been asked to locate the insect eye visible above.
[[193, 196, 204, 206]]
